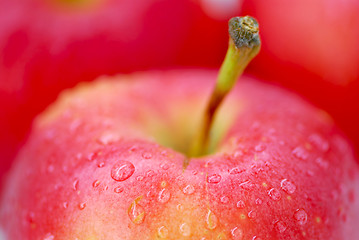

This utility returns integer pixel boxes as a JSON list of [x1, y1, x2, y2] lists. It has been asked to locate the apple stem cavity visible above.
[[187, 16, 261, 161]]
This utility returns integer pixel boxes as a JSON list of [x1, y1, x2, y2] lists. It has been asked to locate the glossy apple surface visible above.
[[1, 70, 358, 239], [0, 0, 228, 182], [239, 0, 359, 155]]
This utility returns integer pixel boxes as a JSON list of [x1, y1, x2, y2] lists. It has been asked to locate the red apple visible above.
[[1, 15, 358, 239], [0, 0, 228, 183], [239, 0, 359, 155], [1, 69, 359, 239]]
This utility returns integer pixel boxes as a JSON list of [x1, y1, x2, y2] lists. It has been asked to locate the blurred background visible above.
[[0, 0, 358, 189]]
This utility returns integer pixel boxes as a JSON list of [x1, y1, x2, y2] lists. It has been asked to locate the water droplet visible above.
[[179, 223, 191, 236], [73, 179, 79, 191], [221, 196, 229, 204], [87, 151, 100, 161], [136, 175, 144, 181], [248, 210, 256, 219], [160, 181, 168, 188], [315, 158, 329, 169], [238, 180, 252, 190], [142, 152, 153, 159], [97, 132, 120, 145], [206, 209, 218, 230], [177, 204, 184, 211], [128, 198, 145, 224], [78, 202, 86, 210], [281, 179, 296, 194], [255, 198, 263, 205], [63, 202, 68, 209], [157, 226, 169, 238], [236, 200, 245, 209], [308, 134, 329, 152], [294, 209, 308, 225], [275, 221, 287, 233], [129, 146, 138, 152], [306, 170, 314, 176], [268, 188, 281, 201], [292, 146, 309, 160], [160, 163, 169, 170], [92, 180, 100, 188], [47, 165, 55, 173], [192, 170, 198, 175], [207, 174, 221, 184], [231, 227, 244, 240], [254, 144, 266, 152], [158, 189, 171, 203], [252, 236, 262, 240], [98, 162, 105, 168], [43, 233, 54, 240], [111, 161, 135, 181], [183, 185, 195, 195], [146, 170, 155, 177], [229, 167, 245, 175], [114, 186, 123, 193]]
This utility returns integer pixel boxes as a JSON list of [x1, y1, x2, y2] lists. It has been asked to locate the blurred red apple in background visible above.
[[0, 0, 229, 182], [238, 0, 359, 155]]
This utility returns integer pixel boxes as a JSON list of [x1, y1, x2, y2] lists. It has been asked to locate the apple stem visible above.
[[187, 16, 261, 160]]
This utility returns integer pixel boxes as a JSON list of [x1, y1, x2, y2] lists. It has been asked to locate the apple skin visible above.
[[239, 0, 359, 156], [0, 0, 228, 184], [1, 70, 359, 239]]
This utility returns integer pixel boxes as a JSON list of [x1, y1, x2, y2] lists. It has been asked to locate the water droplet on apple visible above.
[[274, 221, 287, 233], [142, 152, 153, 159], [157, 226, 169, 238], [268, 188, 281, 201], [221, 196, 229, 204], [98, 162, 105, 168], [308, 134, 329, 152], [248, 210, 256, 219], [114, 186, 124, 193], [179, 223, 191, 236], [206, 209, 218, 230], [236, 200, 245, 209], [158, 189, 171, 203], [146, 170, 155, 177], [92, 180, 100, 188], [255, 198, 263, 205], [63, 202, 68, 209], [160, 163, 170, 170], [97, 132, 120, 145], [78, 202, 86, 210], [294, 209, 308, 225], [183, 185, 195, 195], [128, 199, 145, 224], [254, 144, 266, 152], [136, 175, 144, 181], [73, 179, 79, 191], [280, 179, 296, 194], [229, 167, 245, 175], [252, 236, 262, 240], [292, 146, 309, 160], [177, 204, 184, 211], [47, 165, 54, 173], [111, 161, 135, 181], [315, 158, 329, 169], [43, 233, 54, 240], [231, 227, 244, 240], [207, 174, 221, 184]]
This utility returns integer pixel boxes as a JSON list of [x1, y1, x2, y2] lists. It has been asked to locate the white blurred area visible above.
[[200, 0, 242, 20], [0, 229, 6, 240]]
